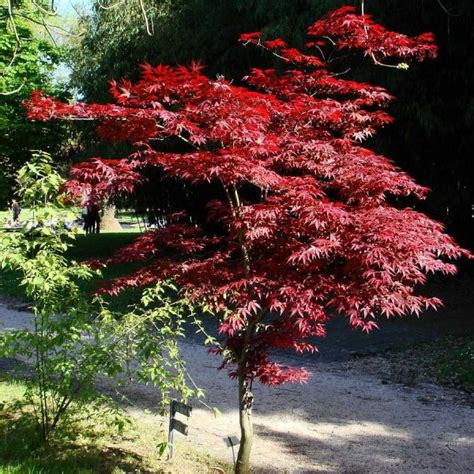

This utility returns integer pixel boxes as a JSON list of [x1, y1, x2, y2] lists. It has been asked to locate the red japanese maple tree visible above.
[[26, 7, 469, 472]]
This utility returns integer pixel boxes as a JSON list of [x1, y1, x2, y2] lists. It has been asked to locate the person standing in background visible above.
[[89, 202, 101, 234], [11, 200, 21, 225]]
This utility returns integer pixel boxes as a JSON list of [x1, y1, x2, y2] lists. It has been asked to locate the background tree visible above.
[[69, 0, 474, 247], [70, 0, 345, 100], [26, 6, 470, 473], [0, 0, 73, 206]]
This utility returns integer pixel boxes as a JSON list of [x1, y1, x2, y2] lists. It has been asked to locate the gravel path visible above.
[[126, 340, 474, 473], [1, 302, 473, 473]]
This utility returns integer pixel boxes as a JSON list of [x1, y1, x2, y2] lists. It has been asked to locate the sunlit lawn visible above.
[[0, 208, 79, 226]]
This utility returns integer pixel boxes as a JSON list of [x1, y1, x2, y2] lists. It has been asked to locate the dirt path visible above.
[[1, 303, 473, 473], [127, 339, 474, 473]]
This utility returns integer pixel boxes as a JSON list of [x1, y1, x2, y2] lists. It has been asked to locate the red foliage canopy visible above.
[[26, 7, 469, 386]]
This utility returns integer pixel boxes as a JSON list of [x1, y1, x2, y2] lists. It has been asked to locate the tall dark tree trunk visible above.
[[236, 373, 254, 474]]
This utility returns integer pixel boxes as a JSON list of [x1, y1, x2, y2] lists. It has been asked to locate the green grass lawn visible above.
[[67, 232, 142, 259], [435, 337, 474, 392], [0, 376, 231, 473], [384, 336, 474, 393], [69, 232, 149, 310]]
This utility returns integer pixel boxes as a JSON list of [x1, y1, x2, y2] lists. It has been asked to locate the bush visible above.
[[0, 152, 195, 442]]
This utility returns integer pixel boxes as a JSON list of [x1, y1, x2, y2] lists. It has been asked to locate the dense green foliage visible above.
[[69, 0, 344, 101], [0, 0, 71, 206], [0, 152, 196, 442], [69, 0, 473, 246]]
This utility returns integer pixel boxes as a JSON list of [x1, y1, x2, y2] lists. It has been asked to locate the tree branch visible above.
[[0, 81, 26, 96], [97, 0, 126, 10], [436, 0, 460, 16], [2, 0, 20, 77], [32, 0, 58, 16], [137, 0, 153, 36], [361, 0, 409, 69], [15, 12, 83, 37]]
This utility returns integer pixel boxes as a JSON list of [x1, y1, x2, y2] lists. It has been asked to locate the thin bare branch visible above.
[[436, 0, 460, 16], [185, 370, 219, 412], [0, 81, 26, 96], [15, 13, 84, 37], [322, 35, 336, 46], [137, 0, 153, 36], [32, 0, 58, 16], [3, 43, 19, 72], [2, 0, 21, 76], [6, 0, 20, 45], [361, 0, 409, 69], [39, 13, 59, 47], [97, 0, 126, 10], [330, 67, 351, 77], [67, 0, 84, 18], [312, 43, 326, 61]]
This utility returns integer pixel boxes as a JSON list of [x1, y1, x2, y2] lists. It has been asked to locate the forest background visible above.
[[1, 0, 472, 248]]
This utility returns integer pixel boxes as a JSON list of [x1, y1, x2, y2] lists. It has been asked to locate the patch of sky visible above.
[[51, 1, 91, 96]]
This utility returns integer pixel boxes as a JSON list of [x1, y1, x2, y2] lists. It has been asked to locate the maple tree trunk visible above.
[[236, 373, 253, 474]]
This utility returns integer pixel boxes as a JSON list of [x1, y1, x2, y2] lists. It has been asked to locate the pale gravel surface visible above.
[[1, 303, 473, 473]]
